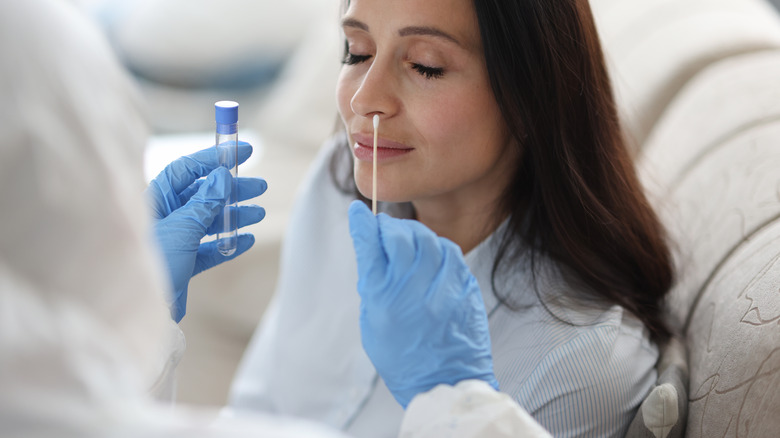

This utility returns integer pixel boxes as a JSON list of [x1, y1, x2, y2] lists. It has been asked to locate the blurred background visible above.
[[65, 0, 780, 408], [67, 0, 345, 407]]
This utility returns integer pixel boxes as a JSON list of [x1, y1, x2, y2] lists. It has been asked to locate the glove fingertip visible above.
[[236, 233, 256, 252], [252, 205, 267, 223], [348, 198, 371, 216], [236, 141, 253, 165], [247, 177, 268, 196]]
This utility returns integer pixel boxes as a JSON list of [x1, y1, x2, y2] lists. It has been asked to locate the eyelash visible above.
[[343, 52, 445, 79], [343, 53, 371, 65], [411, 63, 444, 79]]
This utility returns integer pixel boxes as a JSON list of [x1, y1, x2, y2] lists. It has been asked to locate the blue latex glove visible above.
[[348, 200, 499, 408], [146, 142, 267, 322]]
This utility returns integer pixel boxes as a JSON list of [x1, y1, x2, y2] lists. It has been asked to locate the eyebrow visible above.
[[341, 18, 463, 47], [398, 26, 462, 46], [341, 18, 369, 32]]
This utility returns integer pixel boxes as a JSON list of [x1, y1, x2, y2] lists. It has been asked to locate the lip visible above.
[[351, 132, 414, 163]]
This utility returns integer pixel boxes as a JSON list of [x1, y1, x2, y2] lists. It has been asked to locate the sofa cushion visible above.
[[637, 51, 780, 331], [590, 0, 780, 150], [638, 51, 780, 191], [684, 219, 780, 437], [637, 50, 780, 437]]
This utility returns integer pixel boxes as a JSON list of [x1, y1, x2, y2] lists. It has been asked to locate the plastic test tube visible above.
[[215, 101, 239, 256]]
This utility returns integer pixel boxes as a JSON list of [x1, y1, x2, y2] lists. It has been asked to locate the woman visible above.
[[229, 0, 673, 437]]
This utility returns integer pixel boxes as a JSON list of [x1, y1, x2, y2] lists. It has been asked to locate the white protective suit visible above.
[[0, 1, 551, 437]]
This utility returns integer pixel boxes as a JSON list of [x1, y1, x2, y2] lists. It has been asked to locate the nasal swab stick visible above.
[[372, 114, 379, 214]]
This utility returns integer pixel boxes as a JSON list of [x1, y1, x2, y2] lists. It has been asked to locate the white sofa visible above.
[[592, 0, 780, 436]]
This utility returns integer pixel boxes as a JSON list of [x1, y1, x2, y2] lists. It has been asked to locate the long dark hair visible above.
[[332, 0, 674, 342]]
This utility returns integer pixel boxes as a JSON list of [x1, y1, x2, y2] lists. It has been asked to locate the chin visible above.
[[354, 180, 409, 205], [353, 166, 416, 204], [353, 167, 371, 198]]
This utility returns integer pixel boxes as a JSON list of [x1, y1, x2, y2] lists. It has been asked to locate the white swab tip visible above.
[[373, 114, 380, 130]]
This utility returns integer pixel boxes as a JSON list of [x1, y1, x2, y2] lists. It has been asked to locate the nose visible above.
[[349, 57, 399, 121]]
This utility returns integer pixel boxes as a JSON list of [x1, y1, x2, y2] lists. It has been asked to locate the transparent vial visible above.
[[215, 101, 239, 256]]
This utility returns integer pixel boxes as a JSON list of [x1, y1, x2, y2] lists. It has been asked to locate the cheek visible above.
[[412, 88, 509, 190], [416, 91, 497, 153]]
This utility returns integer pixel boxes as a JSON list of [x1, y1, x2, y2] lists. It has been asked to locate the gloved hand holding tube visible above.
[[146, 142, 267, 323], [348, 200, 499, 409]]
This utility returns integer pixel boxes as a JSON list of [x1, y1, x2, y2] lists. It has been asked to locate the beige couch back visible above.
[[591, 1, 780, 436]]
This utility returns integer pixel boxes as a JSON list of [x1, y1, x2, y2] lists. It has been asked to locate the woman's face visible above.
[[337, 0, 514, 209]]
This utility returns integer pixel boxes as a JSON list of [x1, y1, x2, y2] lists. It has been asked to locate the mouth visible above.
[[351, 133, 414, 163]]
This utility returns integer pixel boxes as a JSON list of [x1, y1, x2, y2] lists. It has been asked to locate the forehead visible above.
[[343, 0, 481, 50]]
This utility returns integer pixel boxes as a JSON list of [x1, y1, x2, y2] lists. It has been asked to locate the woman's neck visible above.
[[411, 147, 519, 254], [413, 192, 506, 255]]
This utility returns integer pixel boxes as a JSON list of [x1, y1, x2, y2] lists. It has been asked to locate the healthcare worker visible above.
[[0, 1, 552, 437]]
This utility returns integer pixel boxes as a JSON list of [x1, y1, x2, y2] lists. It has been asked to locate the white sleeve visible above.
[[147, 320, 187, 401], [400, 380, 552, 438]]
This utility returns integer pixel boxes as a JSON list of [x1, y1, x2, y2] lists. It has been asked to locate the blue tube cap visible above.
[[215, 101, 239, 124]]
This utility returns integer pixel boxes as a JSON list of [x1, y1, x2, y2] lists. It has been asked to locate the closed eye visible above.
[[411, 63, 444, 79], [344, 53, 372, 65]]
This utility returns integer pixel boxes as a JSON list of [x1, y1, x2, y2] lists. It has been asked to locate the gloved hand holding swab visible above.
[[372, 114, 379, 214]]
